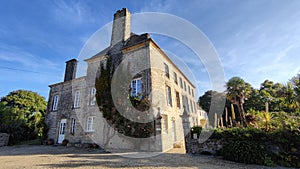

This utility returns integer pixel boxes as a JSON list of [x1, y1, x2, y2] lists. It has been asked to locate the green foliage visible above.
[[0, 90, 47, 144], [208, 127, 300, 167], [226, 77, 251, 126], [95, 56, 154, 138], [191, 126, 202, 138], [245, 110, 300, 131], [223, 140, 273, 166]]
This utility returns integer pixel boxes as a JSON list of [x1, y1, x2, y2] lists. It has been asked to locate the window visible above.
[[130, 78, 142, 98], [188, 85, 191, 95], [59, 121, 66, 134], [86, 116, 95, 132], [164, 63, 169, 78], [176, 91, 180, 108], [182, 95, 185, 110], [184, 81, 187, 91], [186, 96, 190, 112], [173, 72, 178, 84], [190, 99, 193, 113], [192, 89, 194, 97], [166, 85, 172, 106], [74, 91, 80, 108], [90, 88, 96, 105], [162, 116, 168, 134], [179, 77, 183, 88], [194, 101, 197, 113], [172, 120, 176, 141], [70, 118, 75, 134], [52, 95, 59, 111]]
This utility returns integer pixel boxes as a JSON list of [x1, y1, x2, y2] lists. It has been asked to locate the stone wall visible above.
[[0, 133, 9, 146], [185, 133, 224, 155]]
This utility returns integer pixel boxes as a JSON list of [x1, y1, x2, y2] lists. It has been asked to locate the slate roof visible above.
[[85, 33, 151, 61]]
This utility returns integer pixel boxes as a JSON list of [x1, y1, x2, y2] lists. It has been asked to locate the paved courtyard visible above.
[[0, 145, 294, 169]]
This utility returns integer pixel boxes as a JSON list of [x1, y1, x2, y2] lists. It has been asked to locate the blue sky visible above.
[[1, 0, 300, 100]]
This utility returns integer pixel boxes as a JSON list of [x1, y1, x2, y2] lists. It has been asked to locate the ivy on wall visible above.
[[95, 55, 154, 138]]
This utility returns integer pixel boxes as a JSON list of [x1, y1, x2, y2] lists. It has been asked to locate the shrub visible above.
[[61, 139, 69, 146], [209, 127, 300, 167], [222, 140, 274, 166], [191, 126, 202, 138]]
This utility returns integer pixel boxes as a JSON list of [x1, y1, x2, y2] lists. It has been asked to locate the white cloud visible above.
[[0, 43, 58, 70], [52, 0, 95, 24]]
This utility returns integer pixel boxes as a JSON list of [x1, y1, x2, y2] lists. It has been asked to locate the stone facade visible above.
[[45, 8, 198, 152]]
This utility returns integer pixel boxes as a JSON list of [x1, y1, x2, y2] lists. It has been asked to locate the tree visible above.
[[198, 90, 218, 113], [226, 77, 251, 126], [0, 90, 47, 144], [290, 72, 300, 106], [244, 88, 264, 112]]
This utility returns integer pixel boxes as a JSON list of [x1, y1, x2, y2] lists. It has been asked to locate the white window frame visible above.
[[86, 116, 95, 132], [190, 99, 193, 113], [52, 95, 59, 111], [90, 87, 96, 106], [74, 90, 80, 108], [166, 85, 172, 106], [164, 63, 169, 78], [173, 72, 178, 84], [130, 78, 142, 98], [179, 77, 183, 89], [176, 91, 180, 108], [70, 118, 75, 134]]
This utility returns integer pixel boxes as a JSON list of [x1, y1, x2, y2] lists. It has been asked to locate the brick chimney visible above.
[[64, 59, 77, 82], [110, 8, 131, 46]]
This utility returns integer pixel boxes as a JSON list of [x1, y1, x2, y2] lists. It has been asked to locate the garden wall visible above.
[[0, 133, 9, 146]]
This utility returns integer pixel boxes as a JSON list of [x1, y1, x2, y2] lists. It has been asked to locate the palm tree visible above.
[[226, 77, 251, 126]]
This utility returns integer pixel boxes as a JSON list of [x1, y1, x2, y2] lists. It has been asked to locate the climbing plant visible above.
[[95, 56, 154, 138]]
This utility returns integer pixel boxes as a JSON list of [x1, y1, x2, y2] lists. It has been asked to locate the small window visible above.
[[70, 118, 75, 134], [194, 101, 197, 113], [179, 77, 183, 89], [190, 99, 193, 113], [192, 89, 194, 97], [176, 91, 180, 108], [90, 88, 96, 105], [52, 95, 59, 111], [186, 96, 189, 112], [172, 120, 176, 141], [59, 121, 66, 134], [74, 91, 80, 108], [86, 116, 95, 132], [173, 72, 178, 85], [164, 63, 169, 78], [130, 78, 142, 98], [182, 95, 185, 110], [166, 85, 172, 106], [188, 86, 191, 95], [162, 116, 168, 134], [184, 81, 187, 91]]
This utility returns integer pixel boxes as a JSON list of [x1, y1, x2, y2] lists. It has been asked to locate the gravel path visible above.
[[0, 145, 295, 169]]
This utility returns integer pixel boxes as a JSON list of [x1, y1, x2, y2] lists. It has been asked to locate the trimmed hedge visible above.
[[205, 127, 300, 167]]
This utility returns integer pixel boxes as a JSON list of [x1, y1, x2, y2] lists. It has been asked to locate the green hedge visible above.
[[205, 127, 300, 167]]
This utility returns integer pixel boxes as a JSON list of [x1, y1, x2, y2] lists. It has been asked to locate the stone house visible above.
[[45, 8, 198, 152]]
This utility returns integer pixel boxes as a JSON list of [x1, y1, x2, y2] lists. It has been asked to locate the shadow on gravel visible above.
[[0, 145, 289, 169]]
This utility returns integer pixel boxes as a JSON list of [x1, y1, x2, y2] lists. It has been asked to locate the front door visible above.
[[58, 119, 66, 144]]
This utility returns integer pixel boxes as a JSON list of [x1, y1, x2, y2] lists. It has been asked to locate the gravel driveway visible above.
[[0, 145, 295, 169]]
